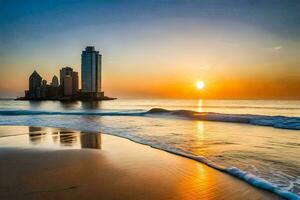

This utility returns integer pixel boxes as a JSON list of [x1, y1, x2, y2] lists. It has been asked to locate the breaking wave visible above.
[[153, 149, 300, 200], [0, 108, 300, 130], [147, 108, 300, 130]]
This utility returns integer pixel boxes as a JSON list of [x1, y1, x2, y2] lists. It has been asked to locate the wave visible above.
[[201, 105, 300, 110], [0, 108, 300, 130], [147, 108, 300, 130], [225, 167, 299, 200], [143, 104, 300, 110], [154, 149, 300, 200]]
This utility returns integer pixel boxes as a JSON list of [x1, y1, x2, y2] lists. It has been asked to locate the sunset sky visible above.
[[0, 0, 300, 99]]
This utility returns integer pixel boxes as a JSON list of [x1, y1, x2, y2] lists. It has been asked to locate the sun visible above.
[[196, 81, 205, 90]]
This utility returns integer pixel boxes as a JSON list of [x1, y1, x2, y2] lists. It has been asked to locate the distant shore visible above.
[[15, 96, 117, 101], [0, 126, 283, 200]]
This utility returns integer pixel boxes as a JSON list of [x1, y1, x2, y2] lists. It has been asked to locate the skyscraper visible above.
[[81, 46, 103, 98], [42, 80, 47, 86], [29, 70, 42, 92], [49, 75, 60, 98], [26, 70, 42, 98], [60, 67, 78, 96], [72, 71, 79, 94], [51, 75, 59, 87], [60, 67, 73, 88], [63, 75, 73, 96]]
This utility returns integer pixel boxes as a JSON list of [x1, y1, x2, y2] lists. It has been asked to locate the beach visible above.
[[0, 126, 283, 200]]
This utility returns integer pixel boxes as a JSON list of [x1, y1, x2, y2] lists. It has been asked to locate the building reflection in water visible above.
[[28, 127, 44, 144], [81, 101, 102, 110], [28, 127, 101, 149], [59, 101, 81, 109], [80, 132, 101, 149], [29, 127, 43, 132], [59, 131, 78, 146], [28, 101, 42, 108]]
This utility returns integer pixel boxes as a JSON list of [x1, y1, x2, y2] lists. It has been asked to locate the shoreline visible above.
[[0, 125, 299, 199], [0, 125, 286, 200], [14, 96, 117, 101]]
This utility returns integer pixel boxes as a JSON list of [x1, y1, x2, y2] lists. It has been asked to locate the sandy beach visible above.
[[0, 126, 283, 200]]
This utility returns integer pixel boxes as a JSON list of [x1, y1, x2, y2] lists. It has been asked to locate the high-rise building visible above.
[[26, 70, 42, 98], [63, 75, 73, 96], [51, 75, 59, 87], [60, 67, 73, 88], [49, 75, 60, 98], [72, 71, 79, 94], [42, 80, 47, 86], [81, 46, 103, 98], [60, 67, 78, 96], [29, 70, 42, 92]]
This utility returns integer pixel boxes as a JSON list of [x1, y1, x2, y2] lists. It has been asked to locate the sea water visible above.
[[0, 99, 299, 199]]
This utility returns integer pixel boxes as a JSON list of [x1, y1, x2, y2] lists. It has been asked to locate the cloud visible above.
[[271, 46, 282, 51]]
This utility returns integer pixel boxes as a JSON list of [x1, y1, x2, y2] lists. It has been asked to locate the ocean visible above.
[[0, 99, 299, 199]]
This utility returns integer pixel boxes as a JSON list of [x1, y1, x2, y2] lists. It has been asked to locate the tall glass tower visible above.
[[81, 46, 103, 97]]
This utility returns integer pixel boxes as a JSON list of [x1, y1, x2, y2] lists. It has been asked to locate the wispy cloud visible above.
[[271, 46, 282, 51]]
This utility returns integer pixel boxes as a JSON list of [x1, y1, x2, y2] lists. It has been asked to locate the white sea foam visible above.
[[148, 149, 300, 200]]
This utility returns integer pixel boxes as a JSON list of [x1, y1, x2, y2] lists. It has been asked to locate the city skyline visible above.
[[0, 0, 300, 99], [20, 46, 111, 101]]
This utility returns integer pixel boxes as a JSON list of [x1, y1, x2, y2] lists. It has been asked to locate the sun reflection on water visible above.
[[196, 121, 204, 138], [197, 99, 203, 112]]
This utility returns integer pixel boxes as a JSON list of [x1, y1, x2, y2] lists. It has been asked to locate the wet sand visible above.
[[0, 126, 283, 200]]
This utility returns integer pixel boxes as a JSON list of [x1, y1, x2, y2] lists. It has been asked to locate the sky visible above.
[[0, 0, 300, 99]]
